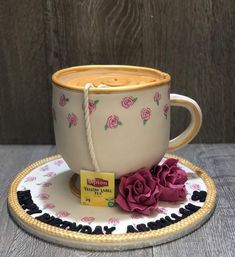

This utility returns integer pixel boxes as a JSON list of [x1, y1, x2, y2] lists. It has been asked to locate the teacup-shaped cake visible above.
[[52, 65, 202, 178]]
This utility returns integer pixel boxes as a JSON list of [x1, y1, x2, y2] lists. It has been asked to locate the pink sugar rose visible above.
[[151, 158, 188, 202], [105, 115, 122, 130], [121, 96, 137, 109], [116, 168, 160, 216]]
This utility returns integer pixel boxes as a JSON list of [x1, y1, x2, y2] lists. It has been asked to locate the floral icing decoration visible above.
[[59, 94, 69, 106], [81, 216, 95, 224], [44, 171, 56, 177], [56, 211, 70, 218], [116, 158, 188, 215], [151, 158, 188, 202], [37, 193, 50, 200], [108, 217, 120, 226], [40, 165, 49, 172], [25, 176, 36, 182], [163, 104, 169, 119], [140, 107, 151, 125], [154, 92, 162, 105], [67, 113, 78, 128], [116, 168, 160, 216], [53, 159, 64, 166], [121, 96, 138, 109], [82, 99, 99, 115], [105, 115, 123, 130], [43, 203, 55, 210]]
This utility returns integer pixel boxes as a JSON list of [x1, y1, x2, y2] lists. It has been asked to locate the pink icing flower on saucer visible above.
[[57, 211, 70, 218], [116, 168, 160, 216], [53, 159, 64, 166], [25, 176, 36, 182], [40, 165, 49, 172], [81, 217, 95, 224], [37, 193, 50, 200], [44, 171, 56, 177], [121, 96, 137, 109], [108, 217, 120, 226], [43, 203, 55, 209], [191, 183, 200, 190]]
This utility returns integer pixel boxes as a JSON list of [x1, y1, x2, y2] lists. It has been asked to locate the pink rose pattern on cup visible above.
[[105, 115, 123, 130], [67, 113, 78, 128], [60, 92, 170, 129], [82, 99, 99, 115], [154, 92, 161, 106], [88, 99, 99, 114], [141, 107, 151, 125], [163, 104, 169, 119], [59, 94, 69, 106], [121, 96, 138, 109]]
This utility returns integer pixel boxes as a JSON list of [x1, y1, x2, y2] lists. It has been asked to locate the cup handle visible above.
[[168, 93, 202, 151]]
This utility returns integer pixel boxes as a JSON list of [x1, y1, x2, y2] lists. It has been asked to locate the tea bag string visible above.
[[83, 83, 100, 171]]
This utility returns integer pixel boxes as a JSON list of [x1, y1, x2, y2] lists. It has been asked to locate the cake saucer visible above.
[[8, 154, 217, 251]]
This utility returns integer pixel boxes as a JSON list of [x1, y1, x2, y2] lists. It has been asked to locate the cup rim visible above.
[[52, 65, 171, 93]]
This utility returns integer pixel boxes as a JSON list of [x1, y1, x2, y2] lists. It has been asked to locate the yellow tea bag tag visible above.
[[80, 170, 115, 207]]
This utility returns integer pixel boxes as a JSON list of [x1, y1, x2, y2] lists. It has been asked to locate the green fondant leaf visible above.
[[143, 119, 147, 125], [94, 99, 99, 104], [118, 121, 123, 125], [133, 97, 138, 102], [105, 124, 108, 130]]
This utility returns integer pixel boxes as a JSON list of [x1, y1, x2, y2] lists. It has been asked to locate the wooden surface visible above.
[[0, 0, 234, 144], [0, 144, 235, 256]]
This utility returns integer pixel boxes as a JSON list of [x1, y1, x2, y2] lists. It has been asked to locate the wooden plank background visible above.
[[0, 0, 234, 144]]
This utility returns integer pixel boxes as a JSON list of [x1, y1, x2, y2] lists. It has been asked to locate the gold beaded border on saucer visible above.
[[8, 154, 217, 250]]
